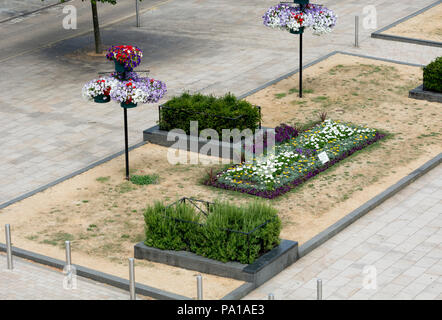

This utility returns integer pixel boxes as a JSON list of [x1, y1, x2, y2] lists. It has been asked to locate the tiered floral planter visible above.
[[263, 1, 337, 97], [82, 45, 166, 179]]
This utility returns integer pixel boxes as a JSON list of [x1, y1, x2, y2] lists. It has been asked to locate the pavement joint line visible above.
[[0, 0, 175, 64], [371, 0, 442, 48], [0, 0, 74, 24]]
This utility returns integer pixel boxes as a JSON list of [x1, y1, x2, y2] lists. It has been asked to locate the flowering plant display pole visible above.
[[263, 1, 337, 97], [83, 45, 167, 180]]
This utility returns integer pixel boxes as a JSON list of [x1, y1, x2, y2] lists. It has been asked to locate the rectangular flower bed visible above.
[[143, 198, 281, 264], [207, 119, 386, 198], [158, 93, 261, 136]]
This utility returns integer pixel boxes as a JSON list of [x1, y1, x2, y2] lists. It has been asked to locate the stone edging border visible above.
[[0, 141, 147, 210], [370, 0, 442, 48], [298, 153, 442, 258], [0, 243, 191, 300], [134, 240, 298, 284], [220, 153, 441, 299], [0, 0, 73, 24], [237, 50, 424, 100]]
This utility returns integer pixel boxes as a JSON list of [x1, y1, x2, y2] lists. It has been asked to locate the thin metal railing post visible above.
[[268, 293, 275, 300], [196, 274, 203, 300], [129, 258, 136, 300], [5, 224, 13, 270], [355, 16, 359, 47], [135, 0, 140, 27], [317, 279, 322, 300]]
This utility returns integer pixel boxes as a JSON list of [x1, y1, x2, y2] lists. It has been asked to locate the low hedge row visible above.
[[159, 93, 261, 136], [143, 200, 281, 264], [423, 56, 442, 93]]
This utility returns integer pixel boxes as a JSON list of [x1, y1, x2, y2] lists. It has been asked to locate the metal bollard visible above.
[[135, 0, 140, 27], [5, 224, 13, 270], [317, 279, 322, 300], [196, 274, 203, 300], [268, 293, 275, 300], [355, 16, 359, 47], [129, 258, 136, 300], [65, 241, 72, 267]]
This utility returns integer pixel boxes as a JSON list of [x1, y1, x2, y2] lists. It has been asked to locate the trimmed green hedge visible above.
[[423, 56, 442, 93], [143, 200, 281, 264], [159, 93, 261, 136]]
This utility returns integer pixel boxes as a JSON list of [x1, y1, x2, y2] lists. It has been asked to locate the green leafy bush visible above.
[[423, 56, 442, 93], [159, 93, 261, 136], [143, 200, 281, 264]]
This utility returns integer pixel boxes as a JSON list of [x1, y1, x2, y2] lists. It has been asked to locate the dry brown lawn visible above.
[[383, 3, 442, 42]]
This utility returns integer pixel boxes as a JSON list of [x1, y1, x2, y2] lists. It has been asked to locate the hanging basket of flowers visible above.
[[138, 77, 168, 103], [263, 3, 337, 35], [110, 78, 167, 108], [82, 76, 117, 103], [106, 45, 143, 72]]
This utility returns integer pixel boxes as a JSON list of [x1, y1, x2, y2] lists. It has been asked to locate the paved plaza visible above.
[[0, 0, 441, 206], [0, 0, 441, 300], [0, 253, 133, 300], [244, 164, 442, 300]]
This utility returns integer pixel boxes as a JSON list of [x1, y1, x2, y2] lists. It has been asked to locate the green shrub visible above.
[[130, 174, 159, 185], [423, 56, 442, 93], [144, 202, 201, 250], [143, 200, 281, 264], [159, 93, 261, 136]]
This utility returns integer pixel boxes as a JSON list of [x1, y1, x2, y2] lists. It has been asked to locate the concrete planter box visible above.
[[134, 239, 298, 286], [409, 84, 442, 103], [143, 125, 254, 160]]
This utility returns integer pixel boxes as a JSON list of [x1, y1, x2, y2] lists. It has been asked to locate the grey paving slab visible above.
[[0, 0, 63, 22], [0, 253, 133, 300], [243, 165, 442, 300]]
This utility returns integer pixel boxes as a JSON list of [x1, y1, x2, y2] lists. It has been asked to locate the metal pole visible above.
[[5, 224, 13, 270], [65, 241, 71, 267], [268, 293, 275, 300], [196, 274, 203, 300], [299, 32, 303, 98], [129, 258, 136, 300], [135, 0, 140, 27], [124, 108, 130, 180], [317, 279, 322, 300], [355, 16, 359, 48]]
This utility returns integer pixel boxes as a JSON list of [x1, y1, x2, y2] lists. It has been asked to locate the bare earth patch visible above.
[[382, 3, 442, 42], [1, 53, 441, 299]]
